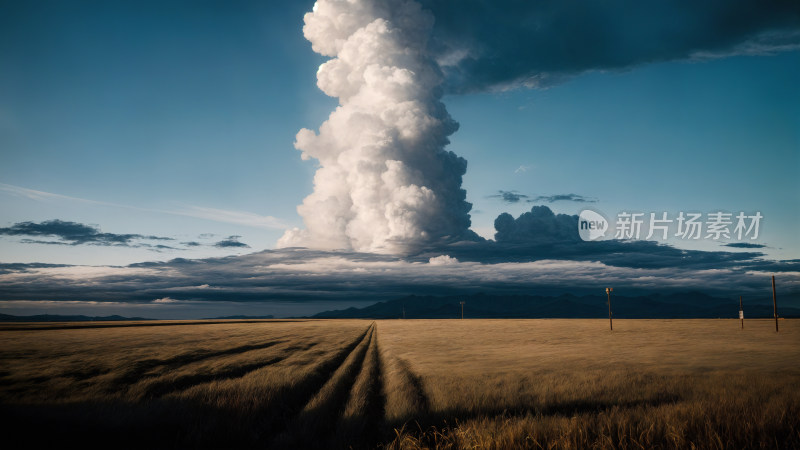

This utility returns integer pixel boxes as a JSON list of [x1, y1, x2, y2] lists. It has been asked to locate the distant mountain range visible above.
[[312, 292, 800, 319], [202, 315, 275, 320], [3, 293, 797, 322], [0, 313, 277, 322], [0, 313, 153, 322]]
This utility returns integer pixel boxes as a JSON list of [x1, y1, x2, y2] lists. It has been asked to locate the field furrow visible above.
[[271, 322, 376, 448], [124, 340, 317, 399], [112, 338, 288, 387], [332, 321, 386, 448], [138, 355, 288, 399], [380, 353, 430, 428]]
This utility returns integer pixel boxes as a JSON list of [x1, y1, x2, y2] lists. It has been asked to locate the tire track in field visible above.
[[378, 345, 431, 438], [110, 339, 288, 387], [331, 322, 386, 449], [266, 323, 376, 448], [394, 357, 430, 414]]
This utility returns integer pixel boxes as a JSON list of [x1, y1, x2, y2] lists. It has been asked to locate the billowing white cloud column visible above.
[[278, 0, 472, 254]]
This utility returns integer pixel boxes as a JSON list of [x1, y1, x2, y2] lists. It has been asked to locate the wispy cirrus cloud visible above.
[[489, 190, 597, 204], [175, 206, 287, 230], [529, 193, 597, 203], [0, 182, 288, 230], [0, 183, 110, 205], [514, 165, 533, 174]]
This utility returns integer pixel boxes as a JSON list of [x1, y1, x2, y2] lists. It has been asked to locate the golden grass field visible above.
[[0, 319, 798, 449]]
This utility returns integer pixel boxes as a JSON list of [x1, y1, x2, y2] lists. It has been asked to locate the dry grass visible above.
[[1, 318, 798, 448], [378, 319, 800, 449], [0, 319, 373, 448]]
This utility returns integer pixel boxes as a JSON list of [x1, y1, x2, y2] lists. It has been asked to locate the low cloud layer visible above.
[[1, 207, 796, 313], [0, 248, 795, 311], [438, 206, 797, 273]]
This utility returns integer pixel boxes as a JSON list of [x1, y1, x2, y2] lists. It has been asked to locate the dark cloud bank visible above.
[[421, 0, 800, 92], [1, 207, 797, 312], [213, 236, 250, 249], [0, 220, 250, 251], [0, 220, 175, 249]]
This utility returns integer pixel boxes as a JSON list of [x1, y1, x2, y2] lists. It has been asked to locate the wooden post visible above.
[[459, 301, 465, 320], [402, 305, 405, 320], [739, 296, 743, 329], [772, 275, 778, 332], [605, 287, 613, 331]]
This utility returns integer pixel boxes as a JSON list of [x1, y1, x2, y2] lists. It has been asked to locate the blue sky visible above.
[[0, 0, 798, 317], [1, 0, 325, 264]]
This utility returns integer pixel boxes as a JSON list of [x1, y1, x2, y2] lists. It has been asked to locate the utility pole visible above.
[[605, 287, 613, 331], [459, 301, 465, 320], [739, 296, 743, 329], [772, 275, 778, 332]]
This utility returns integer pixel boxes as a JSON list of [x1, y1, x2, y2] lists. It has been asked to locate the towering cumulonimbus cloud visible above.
[[278, 0, 473, 254]]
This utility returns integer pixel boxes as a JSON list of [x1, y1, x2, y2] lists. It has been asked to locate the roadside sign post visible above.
[[605, 287, 613, 331], [772, 275, 778, 332], [739, 296, 743, 329]]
